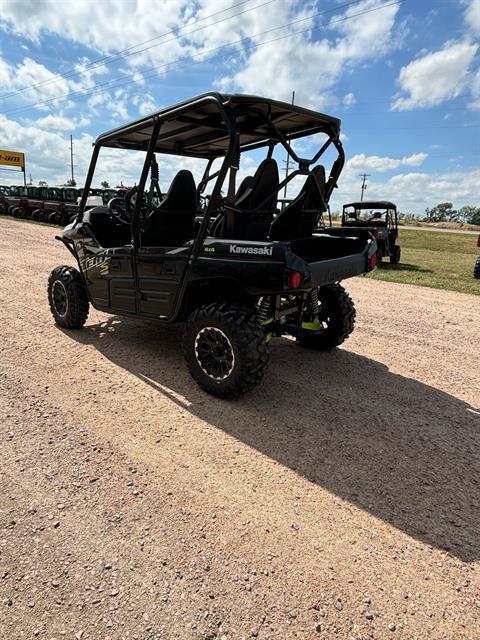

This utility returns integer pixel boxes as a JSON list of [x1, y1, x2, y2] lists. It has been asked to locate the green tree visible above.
[[101, 180, 110, 189], [424, 202, 457, 222], [65, 178, 76, 187], [38, 180, 47, 187], [458, 206, 480, 225]]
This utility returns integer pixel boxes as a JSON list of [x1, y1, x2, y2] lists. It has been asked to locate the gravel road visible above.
[[1, 218, 479, 640]]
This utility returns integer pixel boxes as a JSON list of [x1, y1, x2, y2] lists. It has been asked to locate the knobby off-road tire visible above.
[[59, 213, 70, 227], [298, 284, 356, 351], [390, 245, 401, 264], [47, 266, 89, 329], [474, 256, 480, 279], [184, 302, 270, 399]]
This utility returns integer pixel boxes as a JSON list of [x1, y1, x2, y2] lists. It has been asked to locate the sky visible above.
[[0, 0, 479, 215]]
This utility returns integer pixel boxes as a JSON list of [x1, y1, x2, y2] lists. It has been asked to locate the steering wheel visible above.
[[108, 197, 126, 215]]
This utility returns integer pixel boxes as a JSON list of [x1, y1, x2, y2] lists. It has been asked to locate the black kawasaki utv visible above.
[[48, 93, 377, 398], [341, 201, 400, 265]]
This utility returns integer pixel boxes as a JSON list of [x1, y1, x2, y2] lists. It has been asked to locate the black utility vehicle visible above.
[[48, 93, 377, 398], [342, 201, 400, 265]]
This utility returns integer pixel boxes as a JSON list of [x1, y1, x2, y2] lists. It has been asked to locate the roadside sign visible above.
[[0, 149, 25, 169]]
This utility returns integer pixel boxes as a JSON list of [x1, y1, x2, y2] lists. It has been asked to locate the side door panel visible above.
[[109, 250, 136, 312], [136, 246, 190, 317], [76, 239, 136, 312]]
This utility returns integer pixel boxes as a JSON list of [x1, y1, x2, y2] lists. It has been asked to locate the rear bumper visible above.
[[307, 236, 376, 286]]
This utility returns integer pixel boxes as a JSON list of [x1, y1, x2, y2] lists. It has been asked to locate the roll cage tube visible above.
[[76, 143, 100, 223], [133, 95, 238, 322], [131, 117, 162, 245], [236, 105, 345, 204]]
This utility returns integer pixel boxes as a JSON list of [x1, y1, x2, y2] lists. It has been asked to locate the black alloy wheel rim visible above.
[[52, 280, 68, 317], [194, 327, 235, 380]]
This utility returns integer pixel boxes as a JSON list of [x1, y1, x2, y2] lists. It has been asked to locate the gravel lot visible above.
[[1, 218, 479, 640]]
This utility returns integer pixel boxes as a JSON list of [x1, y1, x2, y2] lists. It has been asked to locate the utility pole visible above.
[[283, 90, 295, 200], [359, 173, 370, 201], [69, 134, 75, 184]]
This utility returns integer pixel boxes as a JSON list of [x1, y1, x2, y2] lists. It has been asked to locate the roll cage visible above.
[[78, 93, 345, 250], [342, 201, 398, 227]]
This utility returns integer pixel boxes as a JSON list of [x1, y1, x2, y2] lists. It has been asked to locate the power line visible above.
[[0, 0, 366, 102], [2, 0, 404, 117], [0, 0, 255, 100]]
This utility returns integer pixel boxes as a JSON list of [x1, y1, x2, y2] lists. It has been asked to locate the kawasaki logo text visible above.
[[229, 244, 273, 256]]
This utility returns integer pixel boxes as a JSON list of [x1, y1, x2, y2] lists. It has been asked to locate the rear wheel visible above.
[[31, 209, 41, 221], [474, 256, 480, 279], [59, 212, 70, 227], [184, 302, 270, 399], [48, 212, 59, 224], [47, 266, 89, 329], [390, 245, 401, 264], [297, 284, 356, 351]]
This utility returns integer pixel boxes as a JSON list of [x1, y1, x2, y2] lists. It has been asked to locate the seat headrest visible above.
[[297, 165, 327, 211], [160, 170, 197, 211], [236, 159, 279, 210], [235, 175, 254, 200]]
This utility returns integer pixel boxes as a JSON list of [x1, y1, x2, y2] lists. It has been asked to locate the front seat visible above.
[[217, 159, 279, 241], [142, 170, 197, 246], [269, 165, 327, 241]]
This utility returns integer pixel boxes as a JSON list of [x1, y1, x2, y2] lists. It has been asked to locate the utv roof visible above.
[[343, 201, 397, 210], [96, 93, 341, 158]]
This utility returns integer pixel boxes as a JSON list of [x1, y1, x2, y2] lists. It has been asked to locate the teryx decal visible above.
[[81, 255, 111, 274]]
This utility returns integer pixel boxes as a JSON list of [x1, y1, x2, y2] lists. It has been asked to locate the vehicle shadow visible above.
[[66, 316, 480, 563], [379, 262, 433, 273]]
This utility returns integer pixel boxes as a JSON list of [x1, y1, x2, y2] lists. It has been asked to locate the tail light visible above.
[[477, 235, 480, 248], [369, 253, 378, 269], [288, 270, 302, 289], [372, 229, 379, 238]]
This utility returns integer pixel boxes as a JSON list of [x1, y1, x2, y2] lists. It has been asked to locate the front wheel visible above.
[[297, 284, 356, 351], [184, 302, 270, 399], [474, 256, 480, 279], [47, 266, 89, 329]]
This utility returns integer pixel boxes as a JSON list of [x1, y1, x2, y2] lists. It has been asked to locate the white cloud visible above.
[[392, 41, 479, 110], [0, 0, 201, 70], [34, 114, 77, 130], [0, 57, 70, 104], [347, 152, 428, 172], [0, 54, 108, 114], [217, 0, 401, 108], [343, 92, 356, 107], [469, 69, 480, 108], [132, 93, 158, 116], [330, 167, 480, 215], [34, 114, 91, 131], [464, 0, 480, 34]]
